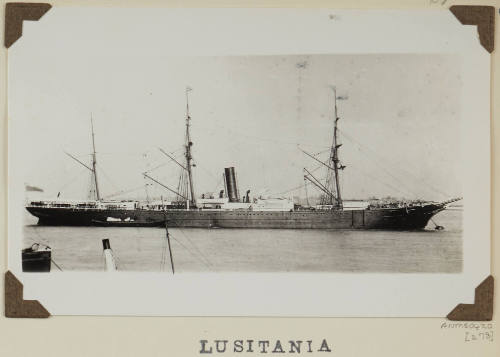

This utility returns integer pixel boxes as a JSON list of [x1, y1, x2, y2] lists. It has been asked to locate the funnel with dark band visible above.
[[224, 167, 240, 202]]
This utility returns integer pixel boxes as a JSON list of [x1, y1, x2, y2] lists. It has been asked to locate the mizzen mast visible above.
[[90, 114, 101, 201]]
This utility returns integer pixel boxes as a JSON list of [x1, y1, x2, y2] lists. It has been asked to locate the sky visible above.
[[9, 11, 462, 202]]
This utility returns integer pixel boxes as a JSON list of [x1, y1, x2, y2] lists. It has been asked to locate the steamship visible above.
[[26, 88, 460, 229]]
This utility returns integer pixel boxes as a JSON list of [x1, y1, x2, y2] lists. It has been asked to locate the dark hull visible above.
[[26, 204, 444, 230], [22, 249, 51, 272]]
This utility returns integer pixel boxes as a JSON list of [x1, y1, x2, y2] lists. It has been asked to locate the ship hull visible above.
[[26, 204, 444, 230]]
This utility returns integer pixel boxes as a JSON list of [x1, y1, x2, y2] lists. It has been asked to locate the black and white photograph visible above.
[[6, 8, 490, 316], [19, 53, 464, 273]]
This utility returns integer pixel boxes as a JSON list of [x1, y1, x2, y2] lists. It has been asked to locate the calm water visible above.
[[23, 209, 462, 273]]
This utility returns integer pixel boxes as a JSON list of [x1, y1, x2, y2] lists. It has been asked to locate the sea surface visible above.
[[22, 209, 462, 273]]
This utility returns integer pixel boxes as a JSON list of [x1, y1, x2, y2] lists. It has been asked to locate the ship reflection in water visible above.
[[23, 208, 462, 273]]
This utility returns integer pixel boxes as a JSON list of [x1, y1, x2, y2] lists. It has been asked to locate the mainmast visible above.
[[90, 114, 101, 201], [184, 87, 196, 207]]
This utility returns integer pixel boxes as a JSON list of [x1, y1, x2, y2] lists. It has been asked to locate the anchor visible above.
[[430, 218, 444, 230]]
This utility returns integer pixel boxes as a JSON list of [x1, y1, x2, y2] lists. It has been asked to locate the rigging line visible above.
[[143, 161, 170, 174], [338, 130, 421, 197], [336, 132, 418, 196], [50, 167, 89, 197], [88, 152, 136, 157], [160, 230, 164, 270], [143, 173, 188, 200], [206, 121, 331, 149], [70, 153, 92, 159], [51, 258, 63, 271], [103, 185, 146, 199], [178, 172, 185, 201], [304, 167, 332, 194], [211, 175, 224, 194], [193, 163, 223, 193], [25, 147, 68, 179], [177, 229, 213, 267], [304, 174, 332, 197], [276, 173, 328, 196], [171, 147, 185, 155], [307, 164, 324, 174], [159, 147, 187, 171], [177, 168, 187, 201], [276, 180, 312, 195], [143, 147, 185, 162], [154, 170, 186, 183], [304, 177, 310, 206], [299, 147, 336, 171], [176, 171, 183, 200], [169, 234, 211, 270], [153, 146, 184, 155], [164, 231, 170, 271], [64, 152, 93, 172], [340, 129, 449, 198], [32, 226, 49, 246], [144, 181, 151, 203], [277, 183, 305, 195], [145, 147, 184, 166], [195, 162, 219, 181], [165, 224, 175, 274], [92, 150, 185, 157], [273, 164, 323, 196], [313, 148, 331, 157], [160, 230, 167, 271], [95, 165, 121, 194], [304, 176, 331, 198], [346, 162, 412, 198]]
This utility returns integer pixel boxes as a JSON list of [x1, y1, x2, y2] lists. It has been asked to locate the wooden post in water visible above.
[[102, 238, 117, 272]]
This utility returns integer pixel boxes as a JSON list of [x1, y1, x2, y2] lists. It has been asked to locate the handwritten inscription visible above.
[[441, 322, 494, 343], [464, 330, 494, 342]]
